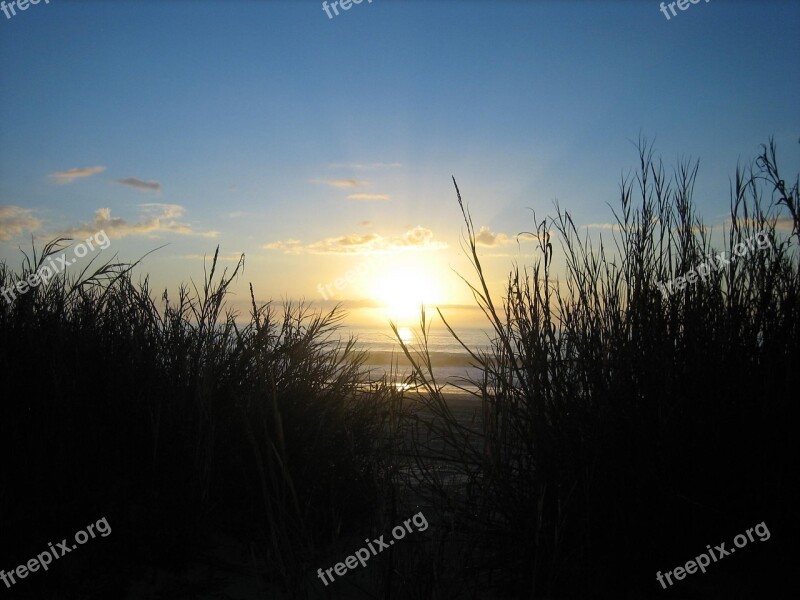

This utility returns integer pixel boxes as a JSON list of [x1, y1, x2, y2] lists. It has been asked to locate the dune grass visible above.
[[0, 247, 405, 598], [390, 138, 799, 598], [1, 138, 797, 599]]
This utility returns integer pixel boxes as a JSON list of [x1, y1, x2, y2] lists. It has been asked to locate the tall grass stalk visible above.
[[392, 138, 799, 598]]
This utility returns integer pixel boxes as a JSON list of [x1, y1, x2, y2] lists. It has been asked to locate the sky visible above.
[[1, 0, 798, 328]]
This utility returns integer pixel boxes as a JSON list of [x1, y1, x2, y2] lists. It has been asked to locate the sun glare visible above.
[[396, 326, 414, 344], [371, 260, 444, 323]]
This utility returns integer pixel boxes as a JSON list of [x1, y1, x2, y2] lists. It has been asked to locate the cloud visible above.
[[721, 216, 795, 233], [263, 238, 302, 251], [584, 223, 622, 231], [347, 193, 391, 201], [264, 226, 446, 255], [49, 166, 105, 184], [313, 178, 367, 189], [329, 162, 402, 170], [400, 226, 439, 248], [0, 206, 41, 241], [114, 177, 161, 193], [58, 203, 218, 240], [360, 220, 371, 227], [474, 226, 514, 247]]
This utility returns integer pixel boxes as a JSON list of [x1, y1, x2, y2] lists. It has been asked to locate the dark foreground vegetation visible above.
[[1, 139, 798, 599]]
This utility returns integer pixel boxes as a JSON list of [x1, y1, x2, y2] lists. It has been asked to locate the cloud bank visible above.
[[264, 226, 446, 255], [0, 206, 41, 241], [58, 203, 218, 240]]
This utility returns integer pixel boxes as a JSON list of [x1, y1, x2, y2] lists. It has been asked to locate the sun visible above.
[[370, 260, 444, 323], [396, 326, 414, 344]]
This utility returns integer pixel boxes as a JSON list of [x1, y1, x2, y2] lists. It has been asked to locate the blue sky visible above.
[[1, 0, 798, 326]]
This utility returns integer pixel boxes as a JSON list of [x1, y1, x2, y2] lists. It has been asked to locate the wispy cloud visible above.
[[49, 166, 106, 184], [264, 226, 446, 255], [347, 193, 391, 201], [114, 177, 161, 193], [329, 162, 402, 170], [0, 206, 41, 241], [584, 222, 622, 231], [263, 238, 303, 251], [313, 178, 367, 189], [57, 203, 218, 240]]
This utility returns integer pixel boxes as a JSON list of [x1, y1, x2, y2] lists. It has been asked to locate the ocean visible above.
[[346, 325, 493, 395]]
